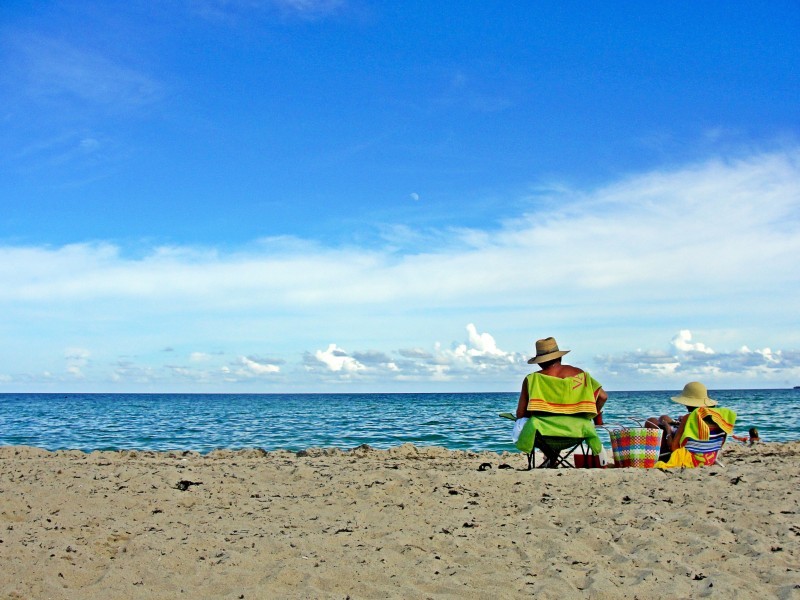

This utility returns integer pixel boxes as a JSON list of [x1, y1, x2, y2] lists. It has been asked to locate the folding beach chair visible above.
[[529, 434, 590, 469], [667, 431, 728, 466], [500, 412, 602, 470], [656, 431, 729, 469]]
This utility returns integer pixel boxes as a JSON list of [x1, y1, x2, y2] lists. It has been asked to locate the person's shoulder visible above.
[[560, 364, 585, 376]]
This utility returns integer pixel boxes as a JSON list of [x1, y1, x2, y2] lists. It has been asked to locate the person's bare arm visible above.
[[595, 387, 608, 413], [592, 387, 608, 424], [515, 379, 529, 418], [670, 414, 690, 451]]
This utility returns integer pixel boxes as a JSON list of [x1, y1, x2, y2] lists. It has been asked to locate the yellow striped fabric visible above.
[[680, 407, 737, 444], [525, 371, 601, 417]]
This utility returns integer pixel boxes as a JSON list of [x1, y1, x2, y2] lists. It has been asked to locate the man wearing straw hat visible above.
[[515, 336, 608, 423]]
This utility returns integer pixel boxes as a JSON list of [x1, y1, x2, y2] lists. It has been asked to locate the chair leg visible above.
[[534, 439, 560, 468], [551, 442, 582, 468], [530, 439, 588, 469], [561, 447, 579, 468]]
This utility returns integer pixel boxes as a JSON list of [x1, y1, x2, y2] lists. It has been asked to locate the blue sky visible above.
[[1, 0, 799, 392]]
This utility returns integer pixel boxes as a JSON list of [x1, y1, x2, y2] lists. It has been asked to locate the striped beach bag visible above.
[[608, 427, 662, 468]]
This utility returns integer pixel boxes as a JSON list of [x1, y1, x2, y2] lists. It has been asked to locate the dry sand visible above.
[[1, 442, 798, 599]]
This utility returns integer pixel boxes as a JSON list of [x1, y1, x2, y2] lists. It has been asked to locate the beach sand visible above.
[[1, 442, 798, 599]]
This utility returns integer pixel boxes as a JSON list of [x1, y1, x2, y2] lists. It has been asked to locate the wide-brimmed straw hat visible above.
[[671, 381, 717, 407], [527, 337, 570, 364]]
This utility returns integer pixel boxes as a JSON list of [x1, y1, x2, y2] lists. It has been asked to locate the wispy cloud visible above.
[[1, 32, 160, 177], [7, 33, 161, 113], [64, 347, 91, 378], [3, 150, 798, 309], [0, 149, 798, 390], [436, 69, 515, 114], [273, 0, 346, 18], [190, 0, 346, 22]]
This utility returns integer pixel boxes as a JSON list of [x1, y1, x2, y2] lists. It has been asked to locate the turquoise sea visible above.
[[0, 389, 797, 454]]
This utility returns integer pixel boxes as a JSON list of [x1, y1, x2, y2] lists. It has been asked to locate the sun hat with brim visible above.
[[527, 337, 570, 364], [671, 381, 717, 407]]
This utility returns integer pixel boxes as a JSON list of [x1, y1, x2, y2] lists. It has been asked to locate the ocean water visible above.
[[0, 389, 797, 454]]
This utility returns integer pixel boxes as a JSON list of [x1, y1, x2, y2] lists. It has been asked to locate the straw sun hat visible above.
[[671, 381, 718, 408], [527, 337, 570, 364]]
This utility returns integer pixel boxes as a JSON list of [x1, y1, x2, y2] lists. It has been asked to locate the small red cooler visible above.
[[574, 453, 603, 468]]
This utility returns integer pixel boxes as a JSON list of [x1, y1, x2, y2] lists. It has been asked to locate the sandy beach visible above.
[[1, 442, 798, 599]]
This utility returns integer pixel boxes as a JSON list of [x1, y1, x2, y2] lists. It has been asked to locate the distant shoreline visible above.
[[1, 386, 797, 395]]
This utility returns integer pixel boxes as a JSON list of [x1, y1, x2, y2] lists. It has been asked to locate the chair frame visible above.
[[527, 436, 590, 470]]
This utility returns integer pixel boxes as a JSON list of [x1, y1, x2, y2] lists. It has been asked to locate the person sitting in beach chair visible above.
[[645, 381, 737, 469], [512, 337, 608, 468]]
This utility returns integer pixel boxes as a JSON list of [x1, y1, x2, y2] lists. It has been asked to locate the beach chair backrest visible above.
[[683, 432, 727, 466]]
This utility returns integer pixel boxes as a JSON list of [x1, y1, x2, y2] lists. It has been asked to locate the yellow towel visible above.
[[655, 447, 696, 469]]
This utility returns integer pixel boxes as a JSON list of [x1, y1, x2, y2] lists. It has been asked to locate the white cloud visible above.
[[428, 324, 522, 378], [303, 324, 525, 385], [671, 330, 714, 354], [596, 329, 800, 387], [312, 344, 366, 373], [239, 355, 281, 375], [0, 150, 798, 390], [65, 347, 90, 378], [2, 150, 797, 318], [3, 324, 798, 391], [112, 360, 157, 384], [463, 323, 510, 358], [166, 366, 199, 378], [65, 347, 90, 361]]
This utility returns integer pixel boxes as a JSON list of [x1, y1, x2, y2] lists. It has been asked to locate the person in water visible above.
[[515, 337, 607, 424], [646, 381, 733, 456], [732, 427, 760, 445]]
